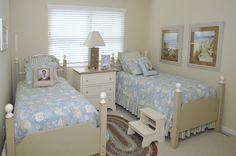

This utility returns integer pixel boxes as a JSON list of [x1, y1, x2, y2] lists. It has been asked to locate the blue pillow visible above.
[[138, 57, 157, 76], [118, 51, 141, 64], [25, 63, 58, 85], [122, 59, 142, 75]]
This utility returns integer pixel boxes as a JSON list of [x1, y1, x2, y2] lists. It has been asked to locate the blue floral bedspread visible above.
[[14, 78, 99, 144], [116, 71, 216, 132]]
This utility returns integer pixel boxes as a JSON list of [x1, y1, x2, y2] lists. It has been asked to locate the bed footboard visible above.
[[5, 104, 15, 156], [5, 92, 107, 156], [171, 76, 225, 149]]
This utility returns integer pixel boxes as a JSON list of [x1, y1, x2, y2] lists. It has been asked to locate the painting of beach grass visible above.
[[190, 26, 219, 67], [161, 26, 183, 65], [188, 22, 224, 71]]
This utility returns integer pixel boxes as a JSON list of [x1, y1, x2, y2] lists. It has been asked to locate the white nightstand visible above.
[[73, 67, 117, 110]]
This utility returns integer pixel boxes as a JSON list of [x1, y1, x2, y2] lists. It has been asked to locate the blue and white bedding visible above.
[[116, 71, 216, 132], [14, 78, 99, 144]]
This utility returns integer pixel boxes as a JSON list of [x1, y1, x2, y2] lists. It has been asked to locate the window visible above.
[[48, 5, 125, 65]]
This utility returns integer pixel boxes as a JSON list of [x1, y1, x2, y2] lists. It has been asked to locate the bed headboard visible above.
[[23, 55, 61, 67], [15, 54, 67, 85]]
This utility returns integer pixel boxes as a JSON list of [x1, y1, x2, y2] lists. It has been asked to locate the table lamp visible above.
[[84, 31, 105, 69]]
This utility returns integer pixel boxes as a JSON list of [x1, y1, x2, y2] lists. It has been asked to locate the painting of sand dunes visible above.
[[161, 26, 183, 65], [188, 22, 224, 71]]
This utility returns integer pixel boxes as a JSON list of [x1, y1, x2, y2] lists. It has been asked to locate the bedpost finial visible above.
[[144, 50, 148, 57], [100, 92, 106, 99], [176, 83, 181, 92], [5, 104, 14, 118], [15, 57, 19, 63], [63, 55, 66, 60], [100, 92, 106, 105], [219, 76, 225, 84]]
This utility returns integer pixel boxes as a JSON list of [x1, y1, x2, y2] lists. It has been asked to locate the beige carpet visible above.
[[110, 105, 236, 156]]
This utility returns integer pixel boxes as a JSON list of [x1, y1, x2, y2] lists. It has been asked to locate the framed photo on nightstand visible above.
[[101, 55, 110, 69]]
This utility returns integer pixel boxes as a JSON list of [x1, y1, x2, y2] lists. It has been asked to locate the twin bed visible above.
[[4, 53, 225, 156], [5, 55, 107, 156], [115, 51, 225, 148]]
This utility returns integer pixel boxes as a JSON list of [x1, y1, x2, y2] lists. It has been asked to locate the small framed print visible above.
[[101, 55, 110, 70], [0, 18, 8, 52], [33, 67, 54, 87], [160, 25, 184, 65], [188, 22, 224, 71]]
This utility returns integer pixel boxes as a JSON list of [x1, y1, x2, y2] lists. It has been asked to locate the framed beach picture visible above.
[[160, 25, 184, 65], [0, 18, 8, 52], [188, 22, 224, 71]]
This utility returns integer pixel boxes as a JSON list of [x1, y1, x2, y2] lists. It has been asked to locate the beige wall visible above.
[[147, 0, 236, 132], [0, 0, 11, 152], [10, 0, 150, 85]]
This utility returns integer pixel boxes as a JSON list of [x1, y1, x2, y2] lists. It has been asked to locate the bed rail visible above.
[[171, 76, 225, 148]]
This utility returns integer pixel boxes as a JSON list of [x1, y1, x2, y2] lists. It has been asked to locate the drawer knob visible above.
[[109, 88, 112, 91], [108, 99, 111, 102], [109, 77, 112, 80], [86, 91, 88, 94], [86, 80, 88, 82]]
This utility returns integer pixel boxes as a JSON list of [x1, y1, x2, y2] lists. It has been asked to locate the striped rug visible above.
[[107, 115, 158, 156]]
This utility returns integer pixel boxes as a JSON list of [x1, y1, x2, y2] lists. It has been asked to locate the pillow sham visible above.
[[25, 63, 58, 85], [122, 59, 142, 75], [33, 67, 54, 88], [118, 51, 141, 64], [138, 57, 158, 76]]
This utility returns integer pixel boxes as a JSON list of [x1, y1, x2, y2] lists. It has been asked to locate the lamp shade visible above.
[[84, 31, 106, 48]]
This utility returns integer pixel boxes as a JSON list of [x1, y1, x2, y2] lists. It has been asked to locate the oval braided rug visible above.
[[106, 115, 158, 156]]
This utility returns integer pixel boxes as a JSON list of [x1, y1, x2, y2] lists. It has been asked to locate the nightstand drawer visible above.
[[87, 96, 114, 109], [81, 85, 114, 96], [81, 73, 115, 86]]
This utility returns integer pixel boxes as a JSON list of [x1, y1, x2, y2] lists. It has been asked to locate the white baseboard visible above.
[[222, 126, 236, 136], [1, 143, 5, 156]]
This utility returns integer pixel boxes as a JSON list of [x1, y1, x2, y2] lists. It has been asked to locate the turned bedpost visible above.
[[63, 55, 67, 80], [99, 92, 107, 156], [5, 104, 16, 156], [110, 53, 115, 68], [215, 76, 225, 132], [15, 57, 19, 87], [143, 50, 148, 57], [171, 83, 182, 149]]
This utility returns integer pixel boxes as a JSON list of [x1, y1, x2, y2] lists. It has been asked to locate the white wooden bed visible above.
[[115, 51, 225, 149], [5, 55, 107, 156]]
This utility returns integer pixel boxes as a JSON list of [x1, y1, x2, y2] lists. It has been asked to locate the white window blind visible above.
[[48, 5, 125, 64]]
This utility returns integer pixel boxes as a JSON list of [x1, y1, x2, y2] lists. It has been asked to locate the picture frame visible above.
[[0, 18, 8, 52], [160, 25, 184, 65], [101, 54, 110, 69], [187, 22, 224, 71]]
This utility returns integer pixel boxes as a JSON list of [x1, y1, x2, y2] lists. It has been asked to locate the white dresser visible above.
[[73, 67, 117, 110]]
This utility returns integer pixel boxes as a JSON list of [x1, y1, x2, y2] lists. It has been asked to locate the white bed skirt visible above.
[[116, 92, 216, 139]]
